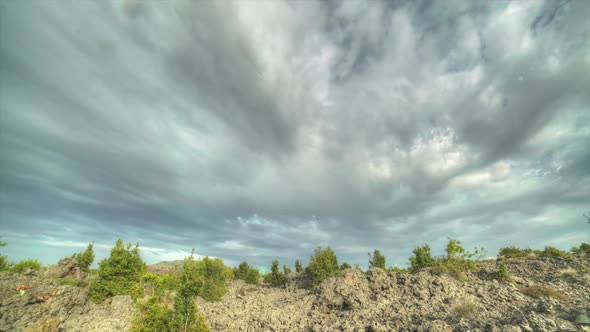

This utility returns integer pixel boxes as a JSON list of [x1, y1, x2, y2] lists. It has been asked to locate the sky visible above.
[[1, 0, 589, 270]]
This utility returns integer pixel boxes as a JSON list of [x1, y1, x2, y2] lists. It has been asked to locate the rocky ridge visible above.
[[1, 255, 589, 331], [200, 256, 590, 332]]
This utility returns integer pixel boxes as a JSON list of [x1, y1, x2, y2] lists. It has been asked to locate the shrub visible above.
[[498, 246, 539, 259], [442, 239, 483, 273], [12, 259, 42, 273], [73, 243, 95, 272], [0, 241, 9, 272], [195, 257, 229, 302], [558, 268, 577, 278], [540, 246, 570, 259], [283, 265, 292, 275], [88, 239, 146, 303], [340, 262, 352, 270], [409, 245, 436, 272], [294, 260, 303, 273], [387, 266, 409, 274], [264, 260, 286, 287], [368, 250, 386, 269], [521, 285, 567, 300], [490, 259, 513, 283], [165, 254, 212, 332], [234, 262, 260, 285], [451, 298, 478, 319], [305, 247, 340, 287], [570, 243, 590, 255]]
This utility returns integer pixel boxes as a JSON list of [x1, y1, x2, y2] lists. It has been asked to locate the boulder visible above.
[[44, 257, 82, 280]]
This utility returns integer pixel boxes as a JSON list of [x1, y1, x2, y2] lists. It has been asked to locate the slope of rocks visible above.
[[0, 258, 135, 332], [201, 256, 590, 332]]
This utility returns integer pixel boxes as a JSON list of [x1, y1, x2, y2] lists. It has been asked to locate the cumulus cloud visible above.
[[1, 0, 588, 268]]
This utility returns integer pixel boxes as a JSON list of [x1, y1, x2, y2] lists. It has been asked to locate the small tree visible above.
[[305, 246, 340, 287], [73, 243, 95, 272], [294, 259, 303, 273], [88, 239, 146, 303], [409, 245, 436, 272], [283, 265, 292, 276], [168, 252, 210, 332], [234, 261, 259, 285], [340, 262, 352, 270], [0, 241, 8, 272], [264, 260, 286, 287], [368, 249, 386, 269], [196, 257, 228, 302]]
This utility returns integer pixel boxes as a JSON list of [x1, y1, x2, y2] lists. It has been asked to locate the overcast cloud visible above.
[[1, 0, 589, 269]]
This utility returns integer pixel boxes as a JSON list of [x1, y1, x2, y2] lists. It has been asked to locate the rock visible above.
[[313, 269, 370, 312], [44, 257, 82, 280], [576, 313, 590, 325], [417, 320, 453, 332]]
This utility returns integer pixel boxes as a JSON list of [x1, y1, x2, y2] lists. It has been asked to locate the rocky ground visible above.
[[1, 256, 589, 331], [0, 258, 134, 332], [200, 257, 590, 332]]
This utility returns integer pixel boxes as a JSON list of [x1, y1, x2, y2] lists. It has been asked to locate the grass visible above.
[[451, 298, 478, 319], [521, 286, 567, 300], [56, 278, 89, 287]]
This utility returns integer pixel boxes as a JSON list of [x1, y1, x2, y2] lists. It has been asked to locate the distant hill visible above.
[[146, 260, 183, 274]]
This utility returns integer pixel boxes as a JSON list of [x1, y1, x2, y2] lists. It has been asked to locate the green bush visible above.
[[368, 249, 386, 269], [490, 258, 513, 283], [540, 246, 570, 259], [194, 257, 229, 302], [88, 239, 146, 303], [133, 253, 209, 332], [0, 241, 9, 272], [409, 245, 436, 272], [234, 262, 260, 285], [571, 243, 590, 255], [498, 246, 538, 259], [295, 260, 303, 273], [12, 259, 42, 273], [283, 265, 292, 275], [263, 260, 286, 287], [340, 262, 352, 270], [73, 243, 95, 272], [305, 247, 340, 287], [442, 239, 483, 273], [387, 266, 409, 274]]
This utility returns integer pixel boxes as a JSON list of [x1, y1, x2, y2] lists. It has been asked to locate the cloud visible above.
[[1, 0, 588, 268]]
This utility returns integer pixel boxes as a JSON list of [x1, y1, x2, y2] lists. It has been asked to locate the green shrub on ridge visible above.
[[305, 246, 340, 287]]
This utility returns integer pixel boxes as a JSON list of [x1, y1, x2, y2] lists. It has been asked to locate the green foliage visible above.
[[540, 246, 571, 259], [88, 239, 146, 303], [442, 239, 484, 273], [368, 249, 386, 269], [571, 243, 590, 255], [498, 246, 538, 259], [57, 278, 88, 287], [340, 262, 352, 270], [409, 245, 436, 272], [12, 259, 42, 273], [490, 258, 513, 283], [195, 257, 229, 302], [294, 260, 303, 273], [73, 243, 95, 272], [305, 247, 340, 287], [387, 266, 409, 274], [234, 261, 260, 285], [283, 265, 292, 275], [133, 253, 209, 332], [0, 241, 9, 272], [264, 260, 286, 287], [167, 253, 210, 332]]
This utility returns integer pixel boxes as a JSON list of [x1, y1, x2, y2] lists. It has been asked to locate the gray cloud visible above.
[[1, 0, 589, 269]]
